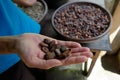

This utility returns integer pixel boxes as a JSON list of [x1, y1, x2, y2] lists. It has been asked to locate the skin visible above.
[[0, 33, 93, 69], [13, 0, 37, 7]]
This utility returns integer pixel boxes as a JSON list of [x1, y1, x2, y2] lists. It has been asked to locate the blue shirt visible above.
[[0, 0, 41, 73]]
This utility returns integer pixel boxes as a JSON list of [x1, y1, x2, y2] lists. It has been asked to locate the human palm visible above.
[[16, 33, 93, 69]]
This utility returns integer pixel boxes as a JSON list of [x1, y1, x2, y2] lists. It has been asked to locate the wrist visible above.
[[0, 36, 19, 54]]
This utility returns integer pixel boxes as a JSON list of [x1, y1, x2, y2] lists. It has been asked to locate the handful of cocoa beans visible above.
[[39, 38, 71, 60]]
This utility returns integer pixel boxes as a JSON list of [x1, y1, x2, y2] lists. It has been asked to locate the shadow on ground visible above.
[[101, 52, 120, 74]]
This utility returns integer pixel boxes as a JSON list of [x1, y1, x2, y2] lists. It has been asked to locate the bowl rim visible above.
[[38, 0, 48, 22], [51, 1, 112, 43]]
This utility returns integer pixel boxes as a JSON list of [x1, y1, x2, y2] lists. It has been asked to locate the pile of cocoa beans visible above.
[[39, 38, 71, 60]]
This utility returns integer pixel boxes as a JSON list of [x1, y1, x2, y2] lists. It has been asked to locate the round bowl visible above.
[[37, 0, 48, 23], [52, 1, 112, 43], [20, 0, 48, 23]]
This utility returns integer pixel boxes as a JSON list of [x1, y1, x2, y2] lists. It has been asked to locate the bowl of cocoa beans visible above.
[[52, 1, 112, 43], [19, 0, 48, 23]]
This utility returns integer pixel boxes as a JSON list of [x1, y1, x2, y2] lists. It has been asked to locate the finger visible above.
[[71, 47, 91, 53], [44, 59, 62, 69], [62, 56, 88, 65], [57, 41, 81, 48], [71, 52, 93, 58], [31, 58, 62, 69]]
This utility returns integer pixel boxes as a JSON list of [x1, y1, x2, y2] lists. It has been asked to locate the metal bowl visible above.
[[51, 1, 112, 43], [38, 0, 48, 23], [20, 0, 48, 23]]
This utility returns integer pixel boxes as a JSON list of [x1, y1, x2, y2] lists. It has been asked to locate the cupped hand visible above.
[[13, 0, 37, 6], [57, 40, 93, 65], [16, 33, 93, 69]]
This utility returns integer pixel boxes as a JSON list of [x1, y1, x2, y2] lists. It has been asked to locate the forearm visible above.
[[0, 36, 18, 54], [12, 0, 37, 7]]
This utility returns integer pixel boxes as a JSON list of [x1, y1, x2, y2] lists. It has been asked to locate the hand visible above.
[[16, 33, 93, 69], [57, 40, 93, 66], [13, 0, 37, 6]]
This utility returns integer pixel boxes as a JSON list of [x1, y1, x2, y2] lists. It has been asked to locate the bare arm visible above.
[[0, 33, 93, 69], [13, 0, 37, 7], [0, 36, 18, 54]]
